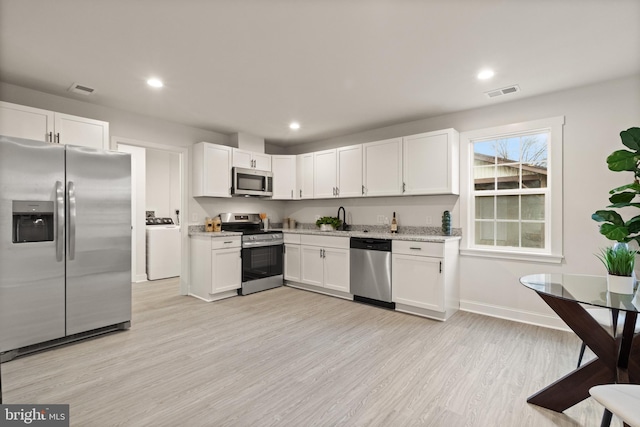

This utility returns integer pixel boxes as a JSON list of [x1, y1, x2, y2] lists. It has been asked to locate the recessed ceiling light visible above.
[[147, 78, 164, 88], [477, 70, 495, 80], [289, 122, 300, 130]]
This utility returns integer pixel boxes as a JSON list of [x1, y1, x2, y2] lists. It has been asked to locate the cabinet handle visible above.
[[48, 131, 53, 142], [439, 261, 442, 273], [336, 187, 340, 196], [403, 182, 406, 193], [299, 189, 302, 198], [362, 185, 365, 195], [55, 133, 60, 144], [409, 247, 422, 250], [320, 248, 323, 258], [322, 249, 326, 258], [223, 241, 233, 244]]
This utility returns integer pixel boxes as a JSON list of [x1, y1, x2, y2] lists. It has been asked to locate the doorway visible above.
[[112, 136, 189, 295]]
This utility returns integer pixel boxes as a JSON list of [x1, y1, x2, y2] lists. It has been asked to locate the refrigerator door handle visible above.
[[56, 181, 65, 262], [68, 181, 77, 260]]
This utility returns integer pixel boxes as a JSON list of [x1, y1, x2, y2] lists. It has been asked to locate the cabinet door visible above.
[[232, 148, 253, 168], [0, 101, 54, 142], [363, 138, 403, 197], [392, 254, 443, 311], [297, 153, 314, 199], [314, 149, 337, 198], [54, 113, 109, 149], [253, 152, 272, 171], [323, 247, 350, 293], [300, 245, 324, 286], [403, 130, 455, 195], [272, 155, 296, 200], [211, 248, 242, 293], [284, 244, 301, 282], [204, 144, 232, 197], [337, 144, 362, 198]]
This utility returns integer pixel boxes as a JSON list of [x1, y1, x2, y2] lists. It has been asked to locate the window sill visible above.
[[460, 248, 564, 264]]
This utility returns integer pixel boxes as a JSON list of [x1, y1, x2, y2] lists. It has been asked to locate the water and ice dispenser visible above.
[[12, 200, 54, 243]]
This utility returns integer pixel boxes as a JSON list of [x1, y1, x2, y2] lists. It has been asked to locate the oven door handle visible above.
[[242, 241, 284, 248]]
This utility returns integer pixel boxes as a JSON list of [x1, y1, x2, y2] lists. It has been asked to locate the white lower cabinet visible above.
[[288, 234, 350, 295], [392, 239, 459, 321], [189, 235, 241, 301], [284, 234, 301, 282]]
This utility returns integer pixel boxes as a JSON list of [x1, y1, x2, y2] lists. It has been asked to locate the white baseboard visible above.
[[133, 273, 148, 283], [460, 300, 570, 332]]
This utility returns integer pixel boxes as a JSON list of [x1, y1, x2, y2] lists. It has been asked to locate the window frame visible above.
[[460, 116, 564, 263]]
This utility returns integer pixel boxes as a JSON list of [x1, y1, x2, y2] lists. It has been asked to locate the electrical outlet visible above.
[[426, 216, 432, 224], [384, 216, 389, 225], [377, 215, 384, 224], [191, 213, 198, 222]]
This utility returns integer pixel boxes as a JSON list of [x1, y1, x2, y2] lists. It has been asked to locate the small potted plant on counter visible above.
[[315, 216, 342, 232], [596, 243, 638, 294]]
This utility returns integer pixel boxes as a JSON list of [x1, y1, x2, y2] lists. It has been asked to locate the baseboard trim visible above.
[[133, 273, 148, 283], [460, 300, 570, 332]]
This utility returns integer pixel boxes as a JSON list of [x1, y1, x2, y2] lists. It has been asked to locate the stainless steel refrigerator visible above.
[[0, 135, 131, 359]]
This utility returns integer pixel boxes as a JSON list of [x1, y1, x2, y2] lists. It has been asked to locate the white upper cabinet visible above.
[[0, 101, 109, 149], [313, 149, 337, 198], [53, 113, 109, 149], [362, 138, 403, 197], [402, 129, 459, 195], [192, 142, 232, 198], [232, 148, 271, 171], [297, 153, 314, 199], [271, 155, 296, 200], [336, 144, 362, 198]]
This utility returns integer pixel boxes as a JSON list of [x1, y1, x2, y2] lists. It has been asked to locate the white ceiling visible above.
[[1, 0, 638, 146]]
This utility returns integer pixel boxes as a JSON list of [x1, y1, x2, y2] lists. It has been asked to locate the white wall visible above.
[[282, 74, 640, 329], [146, 148, 181, 223]]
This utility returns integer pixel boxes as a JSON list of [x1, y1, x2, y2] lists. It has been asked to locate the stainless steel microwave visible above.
[[231, 167, 273, 197]]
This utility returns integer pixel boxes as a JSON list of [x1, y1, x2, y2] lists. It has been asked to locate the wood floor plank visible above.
[[1, 279, 611, 426]]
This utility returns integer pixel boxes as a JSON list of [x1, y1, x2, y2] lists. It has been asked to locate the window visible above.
[[461, 117, 564, 262]]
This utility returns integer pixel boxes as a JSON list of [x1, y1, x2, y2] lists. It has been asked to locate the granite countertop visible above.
[[189, 231, 242, 238], [277, 228, 461, 242]]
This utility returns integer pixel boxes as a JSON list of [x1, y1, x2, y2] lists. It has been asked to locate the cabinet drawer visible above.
[[301, 234, 349, 249], [392, 240, 443, 257], [284, 233, 301, 244], [211, 237, 241, 250]]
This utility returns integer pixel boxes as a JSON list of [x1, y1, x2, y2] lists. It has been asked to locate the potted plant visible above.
[[315, 216, 342, 232], [592, 127, 640, 243], [596, 244, 637, 294]]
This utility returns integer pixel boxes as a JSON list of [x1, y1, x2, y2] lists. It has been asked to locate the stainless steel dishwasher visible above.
[[350, 237, 394, 309]]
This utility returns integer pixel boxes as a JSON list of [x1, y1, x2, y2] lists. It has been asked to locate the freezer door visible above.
[[0, 136, 66, 352], [65, 145, 131, 335]]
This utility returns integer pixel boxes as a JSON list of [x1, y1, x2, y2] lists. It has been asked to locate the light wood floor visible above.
[[2, 279, 613, 426]]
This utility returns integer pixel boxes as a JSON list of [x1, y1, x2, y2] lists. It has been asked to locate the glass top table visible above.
[[520, 273, 640, 313], [519, 273, 640, 413]]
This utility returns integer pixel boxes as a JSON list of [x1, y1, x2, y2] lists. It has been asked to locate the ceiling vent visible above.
[[68, 83, 95, 95], [485, 84, 520, 99]]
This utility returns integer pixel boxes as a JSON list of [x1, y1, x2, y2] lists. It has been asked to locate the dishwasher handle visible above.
[[350, 237, 391, 251]]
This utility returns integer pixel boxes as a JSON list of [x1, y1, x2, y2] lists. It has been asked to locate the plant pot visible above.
[[319, 224, 334, 232], [607, 273, 636, 294]]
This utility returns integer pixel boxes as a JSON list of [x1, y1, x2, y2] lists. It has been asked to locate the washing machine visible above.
[[146, 217, 181, 280]]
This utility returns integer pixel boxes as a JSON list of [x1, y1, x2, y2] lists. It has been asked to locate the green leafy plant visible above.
[[315, 216, 342, 229], [596, 245, 637, 277], [592, 127, 640, 243]]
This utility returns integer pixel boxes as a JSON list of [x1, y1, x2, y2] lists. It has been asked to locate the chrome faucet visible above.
[[337, 206, 348, 231]]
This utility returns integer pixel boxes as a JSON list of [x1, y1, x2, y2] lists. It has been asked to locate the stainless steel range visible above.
[[219, 213, 283, 295]]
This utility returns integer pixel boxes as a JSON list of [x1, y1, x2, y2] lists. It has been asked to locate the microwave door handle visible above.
[[56, 181, 65, 262], [68, 181, 77, 260]]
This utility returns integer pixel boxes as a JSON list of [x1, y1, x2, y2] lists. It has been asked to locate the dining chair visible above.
[[590, 384, 640, 427], [577, 308, 640, 368]]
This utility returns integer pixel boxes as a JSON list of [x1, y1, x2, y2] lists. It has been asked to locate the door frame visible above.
[[111, 136, 189, 295]]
